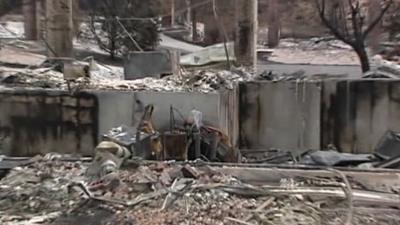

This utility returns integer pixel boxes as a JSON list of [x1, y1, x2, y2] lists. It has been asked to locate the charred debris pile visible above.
[[1, 154, 400, 225], [1, 108, 400, 224]]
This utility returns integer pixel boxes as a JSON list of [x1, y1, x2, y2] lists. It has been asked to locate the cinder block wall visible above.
[[0, 88, 98, 156]]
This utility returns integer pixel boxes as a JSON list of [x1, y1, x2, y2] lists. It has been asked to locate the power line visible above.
[[212, 0, 231, 69], [2, 0, 212, 24], [79, 0, 212, 22], [116, 17, 143, 51]]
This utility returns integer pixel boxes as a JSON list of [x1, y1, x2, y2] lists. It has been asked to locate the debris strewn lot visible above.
[[0, 155, 399, 225], [2, 10, 400, 225]]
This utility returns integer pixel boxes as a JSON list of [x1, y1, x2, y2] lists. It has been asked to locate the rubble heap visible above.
[[0, 158, 87, 224], [0, 156, 399, 225], [0, 65, 253, 93]]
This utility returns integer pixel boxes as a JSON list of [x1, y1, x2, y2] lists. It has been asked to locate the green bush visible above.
[[89, 0, 160, 59]]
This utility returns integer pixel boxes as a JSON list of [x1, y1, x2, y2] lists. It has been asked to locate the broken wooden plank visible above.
[[194, 183, 400, 208], [243, 197, 275, 221], [261, 187, 400, 208], [213, 166, 400, 193], [377, 156, 400, 169], [225, 217, 254, 225]]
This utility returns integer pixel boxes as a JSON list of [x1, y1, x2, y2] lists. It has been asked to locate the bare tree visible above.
[[315, 0, 393, 72]]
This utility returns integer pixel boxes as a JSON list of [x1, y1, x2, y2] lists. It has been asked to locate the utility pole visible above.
[[267, 0, 280, 48], [234, 0, 258, 69], [367, 0, 382, 55], [185, 0, 191, 25], [171, 0, 176, 27], [191, 0, 198, 42], [45, 0, 73, 58], [23, 0, 40, 40]]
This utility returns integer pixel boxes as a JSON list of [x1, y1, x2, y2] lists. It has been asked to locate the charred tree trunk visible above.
[[354, 44, 370, 73]]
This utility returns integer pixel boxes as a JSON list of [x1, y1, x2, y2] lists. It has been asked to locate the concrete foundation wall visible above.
[[0, 89, 236, 157], [4, 79, 400, 157], [321, 79, 400, 154], [239, 81, 321, 153], [95, 91, 136, 139], [238, 79, 400, 154]]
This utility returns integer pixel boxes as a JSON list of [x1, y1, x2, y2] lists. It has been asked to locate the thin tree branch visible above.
[[348, 0, 362, 40], [359, 14, 365, 34], [339, 2, 351, 39], [363, 0, 394, 38], [89, 16, 112, 54], [212, 0, 231, 69], [315, 0, 355, 46]]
